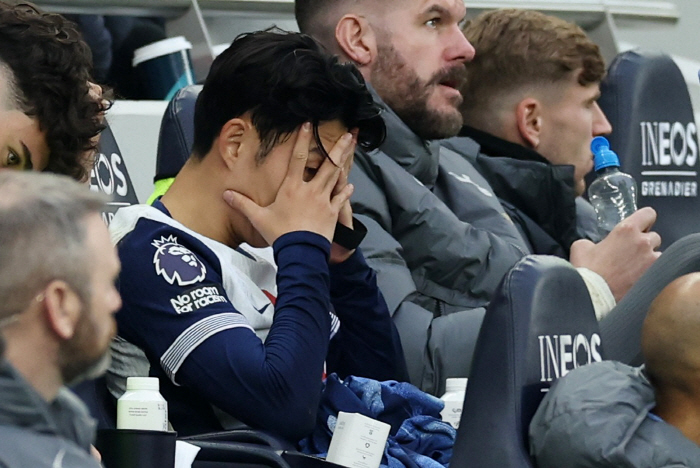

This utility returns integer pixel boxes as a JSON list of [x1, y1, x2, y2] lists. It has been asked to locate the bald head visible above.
[[296, 0, 363, 50], [642, 273, 700, 393]]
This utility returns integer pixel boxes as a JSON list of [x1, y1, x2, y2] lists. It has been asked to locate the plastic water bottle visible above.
[[440, 378, 468, 429], [117, 377, 169, 431], [587, 136, 637, 237]]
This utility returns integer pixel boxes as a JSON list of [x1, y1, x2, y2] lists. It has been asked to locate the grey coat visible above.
[[530, 361, 700, 467], [349, 90, 528, 395], [0, 359, 100, 468]]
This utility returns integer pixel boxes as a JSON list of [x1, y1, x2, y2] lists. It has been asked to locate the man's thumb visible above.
[[223, 190, 258, 219]]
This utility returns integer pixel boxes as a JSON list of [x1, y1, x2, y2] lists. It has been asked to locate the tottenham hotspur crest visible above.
[[152, 235, 206, 286]]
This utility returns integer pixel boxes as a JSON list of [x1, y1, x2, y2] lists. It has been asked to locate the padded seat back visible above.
[[450, 255, 603, 468], [600, 233, 700, 365], [155, 85, 202, 181], [598, 50, 700, 248], [89, 120, 139, 224]]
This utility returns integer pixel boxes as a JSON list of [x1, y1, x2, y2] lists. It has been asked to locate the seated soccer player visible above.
[[453, 9, 661, 268], [0, 1, 107, 180], [108, 30, 408, 441], [530, 272, 700, 466]]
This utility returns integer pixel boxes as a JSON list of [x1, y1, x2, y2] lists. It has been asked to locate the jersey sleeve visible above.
[[116, 220, 334, 440], [116, 221, 249, 377], [326, 248, 409, 382]]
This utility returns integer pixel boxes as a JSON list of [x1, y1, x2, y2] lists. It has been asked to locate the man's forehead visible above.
[[569, 77, 603, 100], [374, 0, 465, 18], [539, 71, 600, 100], [415, 0, 466, 17]]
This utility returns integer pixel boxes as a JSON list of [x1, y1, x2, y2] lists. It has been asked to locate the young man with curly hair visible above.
[[0, 2, 106, 181]]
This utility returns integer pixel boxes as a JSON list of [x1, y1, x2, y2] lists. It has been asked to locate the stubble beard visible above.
[[59, 302, 115, 387], [370, 41, 465, 141]]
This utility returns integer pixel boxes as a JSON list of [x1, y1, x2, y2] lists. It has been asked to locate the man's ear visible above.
[[217, 118, 249, 171], [335, 14, 376, 67], [43, 280, 81, 340], [515, 97, 543, 149]]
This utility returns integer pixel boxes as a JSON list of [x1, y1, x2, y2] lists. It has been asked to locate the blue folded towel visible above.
[[299, 374, 456, 468]]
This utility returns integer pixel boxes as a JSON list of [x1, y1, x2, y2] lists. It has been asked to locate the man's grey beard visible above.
[[370, 41, 465, 140], [59, 295, 115, 387]]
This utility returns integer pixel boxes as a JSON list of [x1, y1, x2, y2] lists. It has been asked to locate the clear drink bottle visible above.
[[587, 136, 638, 237]]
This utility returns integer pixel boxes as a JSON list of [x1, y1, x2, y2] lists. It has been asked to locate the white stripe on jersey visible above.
[[161, 313, 253, 384], [329, 312, 340, 339]]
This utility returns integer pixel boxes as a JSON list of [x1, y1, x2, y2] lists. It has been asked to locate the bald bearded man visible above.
[[642, 273, 700, 447], [529, 273, 700, 467]]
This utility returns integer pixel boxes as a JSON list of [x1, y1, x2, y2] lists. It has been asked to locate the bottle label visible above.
[[117, 400, 168, 431], [440, 401, 463, 429]]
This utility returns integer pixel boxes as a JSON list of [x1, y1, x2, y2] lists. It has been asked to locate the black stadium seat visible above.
[[598, 49, 700, 249], [74, 119, 140, 428], [155, 84, 201, 182], [450, 256, 603, 467], [600, 232, 700, 366], [89, 119, 140, 224]]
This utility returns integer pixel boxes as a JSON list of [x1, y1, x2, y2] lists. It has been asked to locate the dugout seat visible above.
[[450, 255, 603, 467], [72, 375, 327, 468], [73, 118, 141, 428], [155, 84, 201, 181], [598, 49, 700, 249], [600, 233, 700, 365], [89, 119, 140, 224]]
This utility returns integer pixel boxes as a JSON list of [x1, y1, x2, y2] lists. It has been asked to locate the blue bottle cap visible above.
[[591, 136, 620, 171]]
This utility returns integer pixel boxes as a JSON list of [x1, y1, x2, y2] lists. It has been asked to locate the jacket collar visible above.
[[0, 358, 95, 448], [459, 125, 580, 251], [370, 85, 440, 188], [0, 358, 58, 433], [459, 125, 550, 165]]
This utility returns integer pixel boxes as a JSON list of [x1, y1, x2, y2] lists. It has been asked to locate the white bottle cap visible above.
[[445, 378, 468, 393], [126, 376, 160, 391]]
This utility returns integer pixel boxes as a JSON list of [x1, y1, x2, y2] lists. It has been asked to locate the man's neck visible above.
[[459, 125, 550, 165], [655, 389, 700, 446], [160, 157, 243, 248], [3, 329, 61, 402]]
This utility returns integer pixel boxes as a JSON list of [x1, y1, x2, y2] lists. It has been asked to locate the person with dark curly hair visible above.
[[108, 29, 408, 440], [0, 2, 107, 181]]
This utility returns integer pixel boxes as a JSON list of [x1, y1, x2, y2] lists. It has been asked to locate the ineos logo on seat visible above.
[[538, 333, 602, 382], [639, 122, 699, 199], [641, 121, 698, 168], [90, 152, 129, 197]]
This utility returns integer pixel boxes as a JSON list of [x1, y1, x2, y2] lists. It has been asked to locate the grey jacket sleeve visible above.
[[348, 147, 528, 395], [355, 214, 486, 395], [351, 149, 527, 310], [575, 197, 603, 242]]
